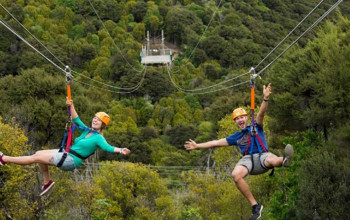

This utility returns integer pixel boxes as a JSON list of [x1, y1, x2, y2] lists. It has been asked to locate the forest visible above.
[[0, 0, 350, 219]]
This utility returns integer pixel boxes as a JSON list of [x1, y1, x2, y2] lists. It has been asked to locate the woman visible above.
[[0, 98, 130, 196]]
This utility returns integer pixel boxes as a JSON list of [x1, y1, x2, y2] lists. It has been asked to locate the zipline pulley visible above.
[[65, 65, 73, 85]]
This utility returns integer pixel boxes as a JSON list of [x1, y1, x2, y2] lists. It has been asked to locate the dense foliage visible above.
[[0, 0, 350, 219]]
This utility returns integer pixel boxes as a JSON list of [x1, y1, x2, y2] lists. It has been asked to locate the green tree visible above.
[[185, 3, 205, 21], [58, 0, 77, 11], [132, 1, 148, 22], [191, 48, 208, 67], [93, 161, 178, 219], [152, 97, 175, 129], [145, 138, 193, 166], [110, 51, 141, 82], [143, 1, 162, 34], [92, 0, 121, 22], [295, 150, 350, 219], [195, 121, 216, 143], [164, 8, 202, 44], [201, 60, 223, 80], [132, 23, 146, 42], [222, 11, 242, 26], [200, 35, 228, 62], [0, 118, 37, 219], [0, 52, 19, 76], [68, 24, 85, 40], [267, 15, 350, 141], [140, 126, 158, 142], [166, 125, 199, 149], [148, 15, 160, 33], [0, 68, 67, 146], [137, 68, 174, 101], [202, 95, 248, 122], [180, 171, 250, 219]]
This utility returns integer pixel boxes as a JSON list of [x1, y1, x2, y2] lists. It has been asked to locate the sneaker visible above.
[[250, 203, 263, 220], [40, 180, 55, 196], [282, 144, 294, 167], [0, 152, 6, 166]]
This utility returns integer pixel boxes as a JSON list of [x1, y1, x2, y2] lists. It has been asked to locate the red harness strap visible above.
[[256, 133, 268, 152], [65, 126, 73, 153], [243, 132, 268, 156], [244, 134, 252, 155]]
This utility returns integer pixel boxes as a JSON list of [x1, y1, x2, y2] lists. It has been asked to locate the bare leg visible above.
[[38, 163, 51, 184], [264, 153, 283, 168], [3, 150, 56, 184], [3, 150, 56, 165], [232, 165, 257, 205]]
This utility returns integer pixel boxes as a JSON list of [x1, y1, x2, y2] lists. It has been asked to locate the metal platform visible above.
[[140, 49, 172, 65], [140, 30, 172, 65]]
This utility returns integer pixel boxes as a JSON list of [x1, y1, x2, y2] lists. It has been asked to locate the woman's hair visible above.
[[99, 122, 107, 135]]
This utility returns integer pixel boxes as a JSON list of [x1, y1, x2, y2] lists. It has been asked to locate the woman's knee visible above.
[[33, 150, 56, 165], [33, 151, 45, 162]]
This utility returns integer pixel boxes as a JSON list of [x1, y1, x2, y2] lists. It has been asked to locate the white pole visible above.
[[147, 31, 150, 56]]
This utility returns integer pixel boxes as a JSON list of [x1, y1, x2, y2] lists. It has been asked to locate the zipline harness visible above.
[[244, 68, 274, 176]]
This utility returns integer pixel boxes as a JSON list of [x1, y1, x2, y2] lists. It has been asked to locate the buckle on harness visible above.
[[251, 126, 257, 136]]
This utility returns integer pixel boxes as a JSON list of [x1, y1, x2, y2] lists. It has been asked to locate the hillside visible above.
[[0, 0, 350, 219]]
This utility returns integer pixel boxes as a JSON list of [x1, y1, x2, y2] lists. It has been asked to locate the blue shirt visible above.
[[226, 124, 269, 155]]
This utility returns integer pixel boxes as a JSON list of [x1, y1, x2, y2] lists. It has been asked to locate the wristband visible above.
[[119, 148, 123, 153], [263, 99, 269, 102]]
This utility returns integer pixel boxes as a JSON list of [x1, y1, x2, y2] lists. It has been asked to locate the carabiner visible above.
[[65, 65, 73, 84]]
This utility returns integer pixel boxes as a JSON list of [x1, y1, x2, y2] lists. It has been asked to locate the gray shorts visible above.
[[236, 152, 273, 175], [53, 149, 76, 171]]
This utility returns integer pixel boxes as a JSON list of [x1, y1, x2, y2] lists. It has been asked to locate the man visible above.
[[184, 83, 294, 219]]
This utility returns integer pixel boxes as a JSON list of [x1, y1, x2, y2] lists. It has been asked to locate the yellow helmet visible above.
[[232, 108, 247, 120], [95, 112, 111, 126]]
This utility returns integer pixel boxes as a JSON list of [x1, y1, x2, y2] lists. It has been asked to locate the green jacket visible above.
[[69, 117, 115, 167]]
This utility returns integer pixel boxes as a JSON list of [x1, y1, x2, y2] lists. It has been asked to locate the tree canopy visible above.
[[0, 0, 350, 219]]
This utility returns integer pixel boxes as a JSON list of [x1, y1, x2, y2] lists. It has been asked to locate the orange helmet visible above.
[[232, 108, 247, 120], [95, 112, 111, 126]]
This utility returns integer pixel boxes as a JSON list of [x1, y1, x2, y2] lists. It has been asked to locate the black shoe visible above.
[[250, 203, 263, 220], [282, 144, 294, 167]]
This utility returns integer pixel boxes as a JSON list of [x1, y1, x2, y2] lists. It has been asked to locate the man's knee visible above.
[[264, 154, 281, 167], [232, 173, 242, 183], [231, 166, 248, 183]]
